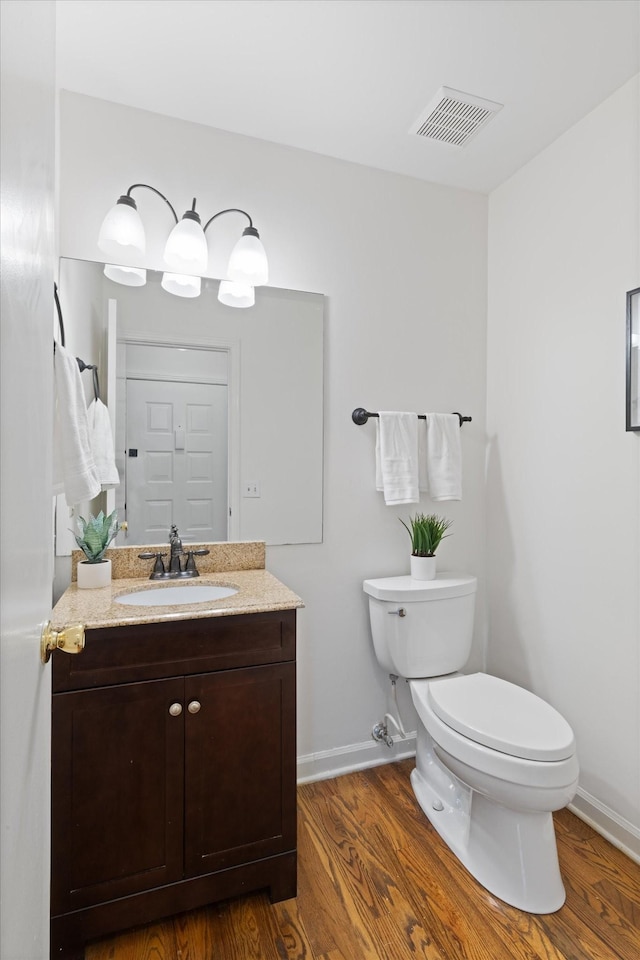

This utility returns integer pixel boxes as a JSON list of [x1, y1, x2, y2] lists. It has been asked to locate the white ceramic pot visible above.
[[77, 558, 112, 589], [410, 555, 436, 581]]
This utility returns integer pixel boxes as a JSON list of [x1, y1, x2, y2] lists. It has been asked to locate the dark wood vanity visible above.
[[50, 608, 297, 959]]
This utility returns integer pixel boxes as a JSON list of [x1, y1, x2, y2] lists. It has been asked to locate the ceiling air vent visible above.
[[410, 86, 503, 147]]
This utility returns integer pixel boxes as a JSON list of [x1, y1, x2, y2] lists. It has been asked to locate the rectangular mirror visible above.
[[627, 287, 640, 432], [58, 258, 324, 544]]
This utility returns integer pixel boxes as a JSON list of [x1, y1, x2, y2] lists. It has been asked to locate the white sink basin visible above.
[[115, 584, 238, 607]]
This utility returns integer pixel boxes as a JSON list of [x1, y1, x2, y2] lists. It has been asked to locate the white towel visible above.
[[53, 345, 101, 507], [87, 398, 120, 488], [375, 412, 420, 505], [424, 413, 462, 501], [418, 423, 429, 492]]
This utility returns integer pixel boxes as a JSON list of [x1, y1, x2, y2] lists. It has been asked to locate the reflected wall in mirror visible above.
[[58, 258, 324, 545]]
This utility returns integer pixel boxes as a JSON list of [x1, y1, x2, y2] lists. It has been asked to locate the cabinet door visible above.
[[51, 678, 184, 914], [183, 662, 296, 876]]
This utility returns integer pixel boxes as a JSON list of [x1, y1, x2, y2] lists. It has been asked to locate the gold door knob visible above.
[[169, 702, 183, 717], [40, 621, 85, 664], [187, 700, 201, 714]]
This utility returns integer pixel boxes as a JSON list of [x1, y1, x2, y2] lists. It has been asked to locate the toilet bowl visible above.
[[363, 574, 579, 913]]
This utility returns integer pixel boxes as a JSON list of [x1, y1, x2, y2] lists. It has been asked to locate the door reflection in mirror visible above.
[[124, 363, 228, 544]]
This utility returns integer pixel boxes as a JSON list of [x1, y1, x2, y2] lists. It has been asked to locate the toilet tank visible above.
[[363, 574, 477, 678]]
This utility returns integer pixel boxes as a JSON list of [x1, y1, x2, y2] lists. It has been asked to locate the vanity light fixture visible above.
[[97, 183, 269, 308], [164, 199, 209, 274], [98, 194, 146, 258], [203, 207, 269, 288]]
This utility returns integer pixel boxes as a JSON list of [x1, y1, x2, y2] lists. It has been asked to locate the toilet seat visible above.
[[426, 673, 575, 762], [412, 677, 579, 789]]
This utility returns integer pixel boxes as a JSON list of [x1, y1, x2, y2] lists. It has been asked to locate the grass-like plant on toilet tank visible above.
[[400, 513, 452, 557], [73, 510, 120, 563]]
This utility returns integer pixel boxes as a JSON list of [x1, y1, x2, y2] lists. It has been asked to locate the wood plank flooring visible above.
[[86, 759, 640, 960]]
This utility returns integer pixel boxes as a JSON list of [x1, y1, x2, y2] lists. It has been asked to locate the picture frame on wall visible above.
[[626, 287, 640, 432]]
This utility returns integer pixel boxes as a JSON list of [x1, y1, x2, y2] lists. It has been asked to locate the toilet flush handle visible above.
[[388, 608, 406, 617]]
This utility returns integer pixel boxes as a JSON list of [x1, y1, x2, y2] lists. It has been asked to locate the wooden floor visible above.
[[86, 759, 640, 960]]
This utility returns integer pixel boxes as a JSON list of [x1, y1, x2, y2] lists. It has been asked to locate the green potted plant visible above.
[[73, 510, 120, 588], [400, 513, 452, 580]]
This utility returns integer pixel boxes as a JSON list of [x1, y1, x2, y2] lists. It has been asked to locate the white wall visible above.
[[1, 2, 56, 955], [58, 91, 488, 777], [487, 75, 640, 857]]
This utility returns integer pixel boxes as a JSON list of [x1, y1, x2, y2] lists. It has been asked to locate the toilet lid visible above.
[[427, 673, 575, 761]]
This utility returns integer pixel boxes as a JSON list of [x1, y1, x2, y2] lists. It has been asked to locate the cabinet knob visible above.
[[169, 702, 183, 717], [187, 700, 201, 714]]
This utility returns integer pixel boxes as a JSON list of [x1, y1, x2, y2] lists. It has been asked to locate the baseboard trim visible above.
[[297, 733, 417, 784], [569, 787, 640, 864]]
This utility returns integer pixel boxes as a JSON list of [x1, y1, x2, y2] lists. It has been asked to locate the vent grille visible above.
[[410, 87, 503, 147]]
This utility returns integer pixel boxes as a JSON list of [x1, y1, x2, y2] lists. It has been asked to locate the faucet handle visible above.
[[184, 548, 209, 575], [138, 552, 167, 578]]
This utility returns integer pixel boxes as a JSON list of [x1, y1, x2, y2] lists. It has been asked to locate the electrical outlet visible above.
[[243, 482, 260, 498]]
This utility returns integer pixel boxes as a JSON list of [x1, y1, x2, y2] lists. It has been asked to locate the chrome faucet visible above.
[[138, 525, 210, 580]]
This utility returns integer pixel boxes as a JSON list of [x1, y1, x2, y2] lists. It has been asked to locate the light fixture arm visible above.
[[203, 208, 254, 235], [116, 190, 255, 234], [124, 183, 179, 224]]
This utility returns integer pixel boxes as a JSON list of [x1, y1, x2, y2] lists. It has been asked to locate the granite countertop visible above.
[[51, 568, 305, 631]]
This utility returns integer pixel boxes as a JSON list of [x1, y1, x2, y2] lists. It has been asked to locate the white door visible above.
[[125, 379, 228, 545], [1, 2, 55, 956]]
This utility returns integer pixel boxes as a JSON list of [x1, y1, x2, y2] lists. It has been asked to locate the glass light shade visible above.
[[161, 272, 201, 298], [227, 231, 269, 286], [164, 217, 208, 273], [217, 280, 255, 309], [104, 264, 147, 287], [98, 201, 146, 258]]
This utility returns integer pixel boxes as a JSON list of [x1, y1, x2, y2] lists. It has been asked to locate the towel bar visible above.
[[76, 358, 100, 401], [53, 284, 100, 401], [352, 408, 471, 427]]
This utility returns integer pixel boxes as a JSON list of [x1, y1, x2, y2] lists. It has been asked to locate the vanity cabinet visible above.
[[50, 609, 297, 960]]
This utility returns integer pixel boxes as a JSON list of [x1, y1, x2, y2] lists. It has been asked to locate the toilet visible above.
[[363, 573, 579, 914]]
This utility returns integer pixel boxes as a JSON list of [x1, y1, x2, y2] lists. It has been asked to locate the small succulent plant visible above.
[[73, 510, 120, 563], [400, 513, 452, 557]]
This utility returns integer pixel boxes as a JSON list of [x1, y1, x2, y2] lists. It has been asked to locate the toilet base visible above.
[[411, 730, 566, 913]]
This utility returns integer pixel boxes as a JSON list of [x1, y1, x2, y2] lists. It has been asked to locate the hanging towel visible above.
[[424, 413, 462, 501], [53, 344, 101, 507], [87, 398, 120, 489], [418, 423, 429, 492], [375, 412, 420, 505]]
